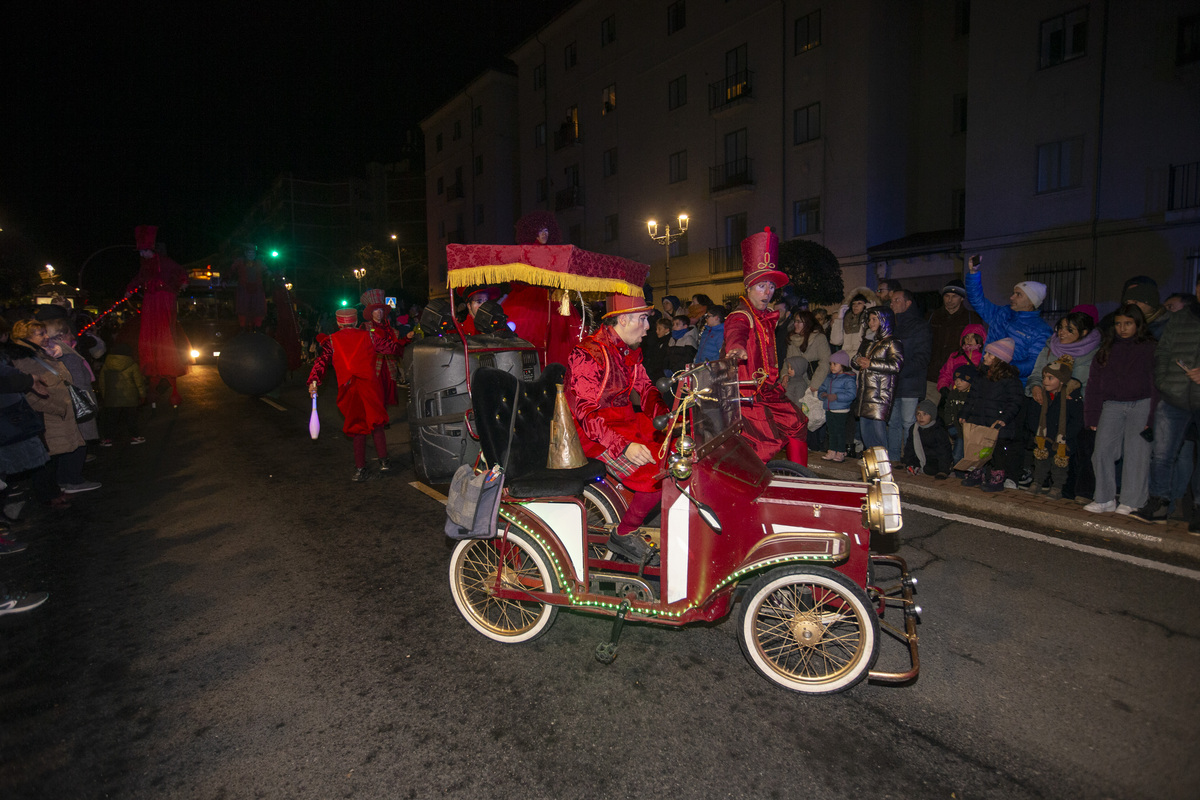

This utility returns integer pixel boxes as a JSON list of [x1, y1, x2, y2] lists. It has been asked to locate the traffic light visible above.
[[340, 299, 349, 307], [269, 249, 280, 258]]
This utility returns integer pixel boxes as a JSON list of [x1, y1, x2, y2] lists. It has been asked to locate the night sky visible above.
[[2, 0, 572, 296]]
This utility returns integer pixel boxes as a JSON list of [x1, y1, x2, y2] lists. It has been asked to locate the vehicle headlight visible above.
[[864, 481, 903, 534], [860, 446, 893, 483], [190, 349, 200, 359]]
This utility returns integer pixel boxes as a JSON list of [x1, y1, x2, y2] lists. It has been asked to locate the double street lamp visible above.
[[353, 268, 366, 294], [647, 214, 689, 298]]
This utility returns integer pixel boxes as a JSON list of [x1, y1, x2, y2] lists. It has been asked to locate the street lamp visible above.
[[390, 234, 403, 290], [353, 268, 366, 294], [647, 214, 689, 297]]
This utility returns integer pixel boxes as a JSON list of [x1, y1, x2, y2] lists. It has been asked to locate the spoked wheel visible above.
[[449, 529, 559, 643], [736, 566, 879, 694], [582, 484, 622, 559], [765, 459, 818, 479]]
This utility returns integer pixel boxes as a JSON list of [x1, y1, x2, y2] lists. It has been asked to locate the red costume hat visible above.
[[335, 308, 358, 326], [740, 226, 788, 288], [135, 225, 158, 251], [361, 288, 386, 307], [601, 292, 653, 319]]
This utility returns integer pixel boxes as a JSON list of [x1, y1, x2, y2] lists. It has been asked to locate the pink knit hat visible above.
[[1070, 304, 1099, 325], [985, 337, 1015, 363]]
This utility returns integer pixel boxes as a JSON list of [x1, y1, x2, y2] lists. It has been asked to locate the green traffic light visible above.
[[270, 250, 280, 258], [341, 299, 348, 307]]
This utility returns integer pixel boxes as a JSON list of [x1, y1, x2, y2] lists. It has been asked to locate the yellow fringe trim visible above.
[[448, 263, 643, 296]]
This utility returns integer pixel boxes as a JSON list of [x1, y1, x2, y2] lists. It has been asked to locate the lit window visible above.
[[1039, 7, 1088, 68], [1036, 137, 1084, 193], [795, 10, 821, 54], [794, 102, 820, 144], [601, 84, 616, 115]]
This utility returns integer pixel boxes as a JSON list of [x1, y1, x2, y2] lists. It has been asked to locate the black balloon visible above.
[[218, 333, 287, 396]]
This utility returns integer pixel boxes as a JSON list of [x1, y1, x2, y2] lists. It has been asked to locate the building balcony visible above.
[[709, 70, 754, 112], [553, 126, 581, 151], [708, 245, 741, 275], [555, 186, 584, 211], [1169, 161, 1200, 211], [445, 182, 465, 201], [709, 158, 754, 194]]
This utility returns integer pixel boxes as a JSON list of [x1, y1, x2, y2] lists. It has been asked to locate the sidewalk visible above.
[[807, 457, 1200, 564]]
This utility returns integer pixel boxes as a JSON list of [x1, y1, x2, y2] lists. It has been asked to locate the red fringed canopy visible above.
[[446, 244, 648, 296]]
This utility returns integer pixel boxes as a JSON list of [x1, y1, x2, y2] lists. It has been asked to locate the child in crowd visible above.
[[1083, 303, 1158, 515], [666, 315, 698, 374], [960, 338, 1025, 492], [695, 306, 725, 363], [1026, 356, 1083, 498], [903, 399, 953, 478], [941, 363, 976, 462], [641, 317, 672, 379], [818, 351, 857, 462], [937, 324, 987, 391], [98, 341, 148, 445], [43, 319, 101, 491]]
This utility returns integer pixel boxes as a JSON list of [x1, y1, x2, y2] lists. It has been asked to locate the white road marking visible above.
[[904, 502, 1200, 581], [259, 397, 287, 411], [410, 482, 448, 504]]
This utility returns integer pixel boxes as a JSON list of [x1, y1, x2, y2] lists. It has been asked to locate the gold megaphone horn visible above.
[[547, 383, 587, 469]]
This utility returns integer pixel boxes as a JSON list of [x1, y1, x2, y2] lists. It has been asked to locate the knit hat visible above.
[[1121, 281, 1160, 308], [1042, 354, 1075, 386], [941, 279, 967, 298], [953, 363, 978, 383], [829, 350, 851, 368], [1015, 281, 1047, 309], [985, 337, 1015, 363], [1070, 304, 1099, 324], [917, 399, 938, 421]]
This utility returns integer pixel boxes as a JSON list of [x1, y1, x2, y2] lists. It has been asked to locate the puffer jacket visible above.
[[964, 271, 1052, 380], [854, 335, 903, 421], [893, 305, 932, 398], [98, 346, 148, 407], [696, 323, 724, 363], [12, 341, 84, 456], [960, 363, 1025, 441], [937, 323, 987, 391], [1154, 302, 1200, 410]]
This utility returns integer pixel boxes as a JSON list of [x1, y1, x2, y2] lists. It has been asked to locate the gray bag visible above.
[[444, 397, 519, 540]]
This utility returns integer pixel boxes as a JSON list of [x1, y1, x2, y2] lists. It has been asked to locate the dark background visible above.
[[0, 1, 572, 295]]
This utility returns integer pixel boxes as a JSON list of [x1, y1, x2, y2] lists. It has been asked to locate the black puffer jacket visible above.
[[1154, 302, 1200, 410], [960, 362, 1025, 441]]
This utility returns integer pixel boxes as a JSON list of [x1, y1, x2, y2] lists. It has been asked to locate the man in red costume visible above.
[[566, 293, 668, 565], [460, 287, 494, 335], [126, 225, 189, 407], [308, 307, 405, 482], [231, 244, 268, 330], [724, 227, 809, 465], [360, 288, 411, 406]]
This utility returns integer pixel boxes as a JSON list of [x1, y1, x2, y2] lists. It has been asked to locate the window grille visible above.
[[1025, 259, 1085, 321]]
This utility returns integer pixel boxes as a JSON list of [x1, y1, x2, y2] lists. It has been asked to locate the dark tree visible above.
[[777, 239, 843, 305]]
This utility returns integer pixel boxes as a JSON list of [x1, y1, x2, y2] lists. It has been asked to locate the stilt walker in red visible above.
[[565, 293, 668, 565], [723, 227, 809, 465], [126, 225, 189, 407], [308, 307, 404, 481], [231, 243, 268, 330]]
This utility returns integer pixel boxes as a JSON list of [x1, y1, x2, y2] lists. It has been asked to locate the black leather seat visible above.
[[472, 364, 606, 499]]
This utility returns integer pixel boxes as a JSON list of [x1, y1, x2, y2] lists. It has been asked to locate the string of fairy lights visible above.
[[77, 287, 141, 335]]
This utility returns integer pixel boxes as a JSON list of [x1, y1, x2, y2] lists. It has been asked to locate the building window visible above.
[[565, 163, 580, 187], [952, 188, 966, 229], [535, 122, 546, 148], [952, 94, 968, 134], [668, 75, 687, 110], [602, 147, 618, 178], [475, 204, 485, 225], [955, 0, 971, 37], [436, 176, 444, 195], [600, 15, 616, 46], [1036, 137, 1084, 193], [601, 84, 616, 115], [668, 1, 686, 34], [435, 133, 443, 153], [724, 212, 747, 248], [533, 63, 546, 90], [565, 41, 577, 70], [474, 155, 483, 176], [1025, 260, 1085, 318], [795, 9, 821, 54], [1039, 7, 1088, 68], [669, 150, 687, 183], [536, 177, 548, 202], [794, 102, 820, 144], [472, 106, 483, 130], [1179, 15, 1200, 65], [604, 214, 619, 242], [569, 223, 582, 246], [670, 237, 688, 258], [794, 198, 821, 235], [453, 120, 462, 141]]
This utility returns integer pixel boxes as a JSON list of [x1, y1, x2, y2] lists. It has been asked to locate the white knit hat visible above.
[[1015, 281, 1047, 309]]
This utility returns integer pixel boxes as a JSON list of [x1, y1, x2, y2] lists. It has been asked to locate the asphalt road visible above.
[[1, 365, 1198, 799]]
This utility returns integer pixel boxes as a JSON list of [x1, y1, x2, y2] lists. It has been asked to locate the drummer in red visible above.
[[723, 227, 809, 465], [566, 293, 668, 565], [308, 307, 405, 482]]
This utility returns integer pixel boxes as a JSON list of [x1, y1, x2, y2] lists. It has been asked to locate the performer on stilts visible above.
[[231, 243, 268, 331], [565, 292, 668, 565], [126, 225, 189, 407], [723, 227, 809, 466]]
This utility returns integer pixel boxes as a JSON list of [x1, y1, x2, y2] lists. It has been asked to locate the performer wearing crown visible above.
[[565, 292, 668, 565], [723, 227, 809, 465]]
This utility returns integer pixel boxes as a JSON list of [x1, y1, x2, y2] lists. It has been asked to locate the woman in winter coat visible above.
[[829, 287, 878, 359], [959, 338, 1025, 492], [785, 310, 832, 393], [1083, 304, 1158, 515], [0, 319, 49, 537], [852, 306, 903, 454], [937, 323, 987, 391], [10, 319, 86, 506]]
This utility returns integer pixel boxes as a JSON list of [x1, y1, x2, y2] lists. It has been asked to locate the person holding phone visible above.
[[964, 254, 1052, 382]]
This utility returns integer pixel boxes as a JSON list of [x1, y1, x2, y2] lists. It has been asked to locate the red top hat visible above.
[[135, 225, 158, 251], [601, 292, 653, 319], [740, 227, 788, 288], [360, 288, 385, 307]]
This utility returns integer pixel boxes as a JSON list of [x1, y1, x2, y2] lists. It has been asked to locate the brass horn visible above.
[[547, 383, 587, 469]]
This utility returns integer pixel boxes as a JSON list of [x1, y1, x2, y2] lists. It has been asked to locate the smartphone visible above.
[[1178, 359, 1192, 371], [968, 254, 982, 269]]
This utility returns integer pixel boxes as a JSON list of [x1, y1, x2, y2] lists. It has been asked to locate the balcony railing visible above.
[[553, 126, 581, 150], [555, 186, 584, 211], [1169, 161, 1200, 211], [709, 158, 754, 193], [445, 182, 465, 201], [708, 245, 741, 274], [709, 70, 754, 111]]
